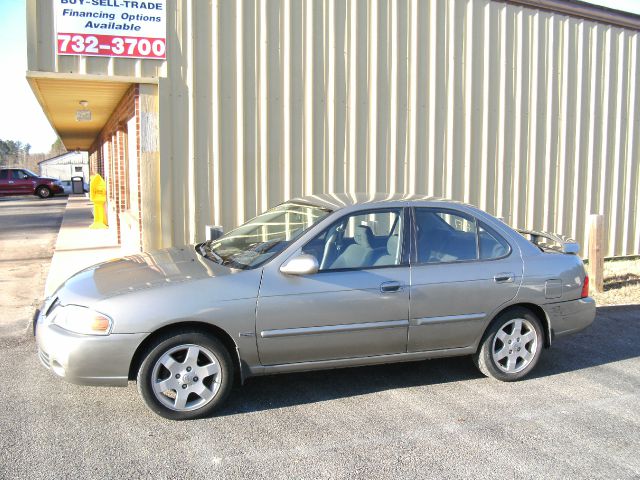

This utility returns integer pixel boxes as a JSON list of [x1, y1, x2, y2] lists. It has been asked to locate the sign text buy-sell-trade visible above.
[[55, 0, 166, 59]]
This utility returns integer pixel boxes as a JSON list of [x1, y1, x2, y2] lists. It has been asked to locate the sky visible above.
[[584, 0, 640, 15], [0, 0, 639, 154], [0, 1, 57, 153]]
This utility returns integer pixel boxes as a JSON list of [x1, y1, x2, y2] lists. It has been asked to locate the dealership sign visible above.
[[54, 0, 166, 59]]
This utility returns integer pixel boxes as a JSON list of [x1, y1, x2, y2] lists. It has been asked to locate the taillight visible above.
[[581, 274, 589, 298]]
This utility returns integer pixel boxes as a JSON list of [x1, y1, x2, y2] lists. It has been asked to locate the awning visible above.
[[26, 71, 157, 151]]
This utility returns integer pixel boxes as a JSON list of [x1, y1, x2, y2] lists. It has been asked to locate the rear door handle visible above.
[[494, 272, 515, 283], [380, 281, 402, 293]]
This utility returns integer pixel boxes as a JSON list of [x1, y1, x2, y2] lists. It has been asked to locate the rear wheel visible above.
[[137, 331, 233, 420], [473, 307, 543, 381], [36, 186, 51, 199]]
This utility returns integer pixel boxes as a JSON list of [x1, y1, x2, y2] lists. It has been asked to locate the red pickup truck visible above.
[[0, 168, 65, 199]]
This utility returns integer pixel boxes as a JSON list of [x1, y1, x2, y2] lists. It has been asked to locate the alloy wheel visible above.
[[491, 318, 538, 374], [150, 344, 222, 412]]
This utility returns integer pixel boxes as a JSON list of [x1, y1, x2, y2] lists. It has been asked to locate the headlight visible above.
[[49, 305, 113, 336]]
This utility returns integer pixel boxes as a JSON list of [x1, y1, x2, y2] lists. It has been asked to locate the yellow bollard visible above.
[[88, 174, 95, 202], [89, 174, 108, 229]]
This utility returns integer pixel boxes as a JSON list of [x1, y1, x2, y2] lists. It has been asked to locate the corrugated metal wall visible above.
[[159, 0, 640, 257], [27, 0, 640, 257]]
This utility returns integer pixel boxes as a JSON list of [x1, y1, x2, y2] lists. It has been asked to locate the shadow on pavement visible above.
[[218, 304, 640, 417], [532, 304, 640, 378]]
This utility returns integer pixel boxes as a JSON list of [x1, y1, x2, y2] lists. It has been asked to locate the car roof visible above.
[[288, 193, 467, 211]]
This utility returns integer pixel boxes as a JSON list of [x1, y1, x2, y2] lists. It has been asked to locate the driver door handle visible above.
[[494, 272, 515, 283], [380, 281, 402, 293]]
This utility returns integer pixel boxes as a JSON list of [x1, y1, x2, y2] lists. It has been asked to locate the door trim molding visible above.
[[414, 312, 486, 326], [260, 319, 409, 338]]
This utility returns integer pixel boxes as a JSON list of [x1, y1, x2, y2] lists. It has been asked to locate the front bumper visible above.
[[36, 320, 146, 387], [544, 297, 596, 340]]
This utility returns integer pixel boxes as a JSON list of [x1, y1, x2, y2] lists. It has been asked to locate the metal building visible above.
[[27, 0, 640, 257], [38, 151, 89, 185]]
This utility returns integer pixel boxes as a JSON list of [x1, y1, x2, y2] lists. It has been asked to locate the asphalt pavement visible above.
[[0, 195, 67, 338], [0, 196, 639, 479]]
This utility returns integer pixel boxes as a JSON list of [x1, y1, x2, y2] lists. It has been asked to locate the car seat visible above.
[[374, 235, 400, 266], [330, 225, 375, 269]]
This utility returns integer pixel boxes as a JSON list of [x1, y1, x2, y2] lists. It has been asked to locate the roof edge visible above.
[[37, 151, 81, 165], [26, 70, 159, 85], [500, 0, 640, 30]]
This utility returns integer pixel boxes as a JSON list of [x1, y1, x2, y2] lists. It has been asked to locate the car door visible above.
[[256, 207, 411, 365], [11, 170, 35, 195], [408, 207, 523, 352], [0, 169, 13, 195]]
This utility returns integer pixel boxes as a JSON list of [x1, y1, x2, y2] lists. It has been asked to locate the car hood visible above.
[[54, 246, 236, 306]]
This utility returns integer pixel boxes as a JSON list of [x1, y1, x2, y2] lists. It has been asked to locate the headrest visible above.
[[387, 235, 399, 255], [354, 225, 373, 248]]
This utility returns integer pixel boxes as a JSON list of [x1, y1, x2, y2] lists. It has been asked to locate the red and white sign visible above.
[[54, 0, 166, 60]]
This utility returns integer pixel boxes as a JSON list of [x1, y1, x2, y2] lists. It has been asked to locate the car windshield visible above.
[[21, 169, 38, 177], [197, 202, 332, 270]]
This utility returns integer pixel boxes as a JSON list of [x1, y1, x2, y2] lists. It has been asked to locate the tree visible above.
[[49, 138, 66, 156], [0, 139, 41, 168]]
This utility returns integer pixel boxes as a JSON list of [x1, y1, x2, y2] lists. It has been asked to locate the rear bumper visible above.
[[544, 297, 596, 340]]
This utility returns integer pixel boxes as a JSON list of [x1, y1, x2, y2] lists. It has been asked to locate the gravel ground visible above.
[[590, 258, 640, 306]]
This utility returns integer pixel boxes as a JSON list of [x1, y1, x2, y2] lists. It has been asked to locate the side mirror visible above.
[[280, 253, 319, 276], [205, 225, 224, 241]]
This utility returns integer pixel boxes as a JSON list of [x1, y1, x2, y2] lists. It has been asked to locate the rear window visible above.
[[415, 209, 477, 263], [414, 209, 510, 263]]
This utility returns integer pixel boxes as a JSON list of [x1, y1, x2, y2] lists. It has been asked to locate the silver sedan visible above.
[[35, 194, 595, 420]]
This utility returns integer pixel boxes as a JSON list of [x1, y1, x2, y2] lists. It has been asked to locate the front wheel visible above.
[[36, 186, 51, 199], [473, 307, 544, 381], [137, 331, 233, 420]]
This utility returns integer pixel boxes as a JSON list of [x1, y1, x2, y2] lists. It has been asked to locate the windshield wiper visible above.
[[196, 242, 224, 264]]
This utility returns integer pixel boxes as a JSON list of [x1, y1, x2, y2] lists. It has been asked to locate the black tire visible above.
[[473, 307, 544, 382], [36, 186, 51, 199], [136, 330, 234, 420]]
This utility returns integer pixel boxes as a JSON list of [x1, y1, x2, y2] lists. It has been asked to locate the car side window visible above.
[[302, 209, 404, 271], [11, 170, 26, 180], [414, 208, 478, 263], [0, 170, 7, 180], [478, 225, 510, 259]]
